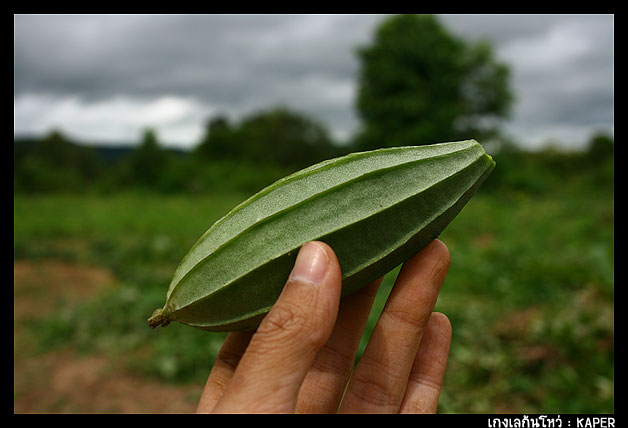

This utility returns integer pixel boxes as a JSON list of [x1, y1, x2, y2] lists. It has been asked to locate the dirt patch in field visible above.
[[14, 348, 202, 413], [14, 259, 115, 321], [14, 260, 203, 413]]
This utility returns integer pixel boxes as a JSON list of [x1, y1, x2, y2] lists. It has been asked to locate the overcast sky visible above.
[[14, 14, 614, 150]]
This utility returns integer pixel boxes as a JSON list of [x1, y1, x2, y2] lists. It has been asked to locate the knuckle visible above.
[[345, 355, 404, 409], [310, 344, 355, 378], [346, 372, 397, 409], [409, 371, 443, 392], [256, 301, 320, 347], [382, 305, 428, 329]]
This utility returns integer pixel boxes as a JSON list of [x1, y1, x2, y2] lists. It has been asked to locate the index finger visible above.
[[211, 241, 343, 413]]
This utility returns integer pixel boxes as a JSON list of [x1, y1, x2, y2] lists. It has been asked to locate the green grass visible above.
[[14, 167, 613, 412], [435, 188, 613, 413], [14, 191, 246, 384]]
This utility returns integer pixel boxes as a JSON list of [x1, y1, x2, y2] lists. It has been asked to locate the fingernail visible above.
[[288, 242, 329, 287]]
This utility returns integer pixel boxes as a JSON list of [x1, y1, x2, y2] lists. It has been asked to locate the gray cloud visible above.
[[441, 14, 614, 149], [14, 14, 613, 149], [14, 14, 376, 97]]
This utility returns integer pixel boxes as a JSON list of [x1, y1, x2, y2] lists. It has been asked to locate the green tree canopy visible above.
[[196, 115, 239, 160], [587, 132, 614, 161], [13, 129, 102, 192], [128, 128, 168, 186], [196, 107, 337, 170], [354, 14, 514, 150]]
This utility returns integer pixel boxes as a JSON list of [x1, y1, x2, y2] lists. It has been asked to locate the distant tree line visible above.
[[196, 107, 345, 169], [13, 107, 352, 195], [481, 133, 614, 195], [13, 119, 613, 195], [13, 14, 614, 195]]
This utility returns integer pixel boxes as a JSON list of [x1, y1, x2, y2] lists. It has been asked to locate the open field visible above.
[[14, 161, 613, 413]]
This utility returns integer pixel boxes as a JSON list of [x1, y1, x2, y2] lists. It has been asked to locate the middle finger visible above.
[[338, 239, 450, 413]]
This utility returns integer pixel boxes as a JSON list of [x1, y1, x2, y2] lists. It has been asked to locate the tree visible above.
[[587, 132, 614, 162], [128, 128, 168, 186], [196, 115, 238, 160], [353, 14, 514, 150], [196, 107, 337, 170], [14, 129, 103, 192], [238, 107, 335, 168]]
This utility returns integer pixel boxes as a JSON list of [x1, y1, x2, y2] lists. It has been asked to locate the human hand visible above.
[[196, 239, 452, 414]]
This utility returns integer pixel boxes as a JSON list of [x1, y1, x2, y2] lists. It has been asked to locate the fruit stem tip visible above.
[[147, 308, 171, 329]]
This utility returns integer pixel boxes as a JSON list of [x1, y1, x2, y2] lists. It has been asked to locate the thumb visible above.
[[213, 241, 342, 413]]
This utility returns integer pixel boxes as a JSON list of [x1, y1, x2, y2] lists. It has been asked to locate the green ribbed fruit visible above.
[[148, 140, 495, 332]]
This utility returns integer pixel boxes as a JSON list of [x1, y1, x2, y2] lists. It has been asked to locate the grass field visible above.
[[14, 160, 614, 413]]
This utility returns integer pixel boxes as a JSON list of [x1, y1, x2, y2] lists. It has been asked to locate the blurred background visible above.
[[14, 14, 613, 413]]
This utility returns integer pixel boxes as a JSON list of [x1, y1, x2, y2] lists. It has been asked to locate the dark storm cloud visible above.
[[14, 14, 613, 148], [14, 14, 377, 102]]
